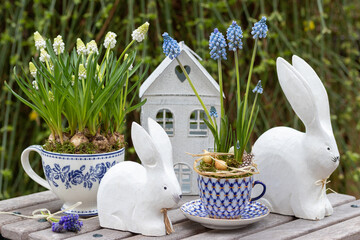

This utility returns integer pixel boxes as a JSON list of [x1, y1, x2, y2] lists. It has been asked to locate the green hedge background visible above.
[[0, 0, 359, 199]]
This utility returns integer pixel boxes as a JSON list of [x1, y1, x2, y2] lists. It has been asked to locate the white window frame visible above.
[[189, 109, 208, 137], [174, 163, 192, 194], [156, 109, 174, 136]]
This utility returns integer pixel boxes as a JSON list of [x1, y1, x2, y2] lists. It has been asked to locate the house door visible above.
[[173, 163, 192, 194]]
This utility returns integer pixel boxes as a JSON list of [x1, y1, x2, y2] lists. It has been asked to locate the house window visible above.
[[174, 163, 192, 193], [156, 109, 174, 136], [189, 110, 207, 136]]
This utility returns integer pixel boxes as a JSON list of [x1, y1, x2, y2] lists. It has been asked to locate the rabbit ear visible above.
[[292, 55, 333, 133], [277, 57, 320, 130], [131, 122, 159, 168], [147, 118, 173, 169]]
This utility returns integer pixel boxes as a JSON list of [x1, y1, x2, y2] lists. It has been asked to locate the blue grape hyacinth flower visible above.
[[52, 214, 83, 233], [253, 80, 263, 94], [162, 32, 181, 60], [210, 106, 218, 118], [209, 28, 227, 60], [251, 17, 268, 39], [226, 21, 243, 51]]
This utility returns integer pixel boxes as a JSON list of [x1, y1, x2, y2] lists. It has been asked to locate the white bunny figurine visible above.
[[97, 118, 182, 236], [252, 55, 340, 220]]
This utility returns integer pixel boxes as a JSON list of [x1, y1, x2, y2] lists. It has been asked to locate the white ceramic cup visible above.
[[21, 145, 124, 216]]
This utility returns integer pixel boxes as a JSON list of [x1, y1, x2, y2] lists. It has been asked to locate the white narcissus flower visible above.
[[39, 49, 50, 63], [34, 31, 46, 50], [32, 81, 39, 90], [86, 40, 98, 54], [77, 38, 87, 55], [103, 32, 117, 49], [78, 64, 86, 79], [53, 35, 65, 55], [131, 22, 150, 42], [29, 62, 37, 78]]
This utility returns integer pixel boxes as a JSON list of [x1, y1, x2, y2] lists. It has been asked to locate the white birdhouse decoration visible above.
[[139, 42, 222, 195]]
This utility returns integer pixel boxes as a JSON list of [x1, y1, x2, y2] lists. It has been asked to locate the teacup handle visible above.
[[250, 180, 266, 202], [21, 145, 51, 190]]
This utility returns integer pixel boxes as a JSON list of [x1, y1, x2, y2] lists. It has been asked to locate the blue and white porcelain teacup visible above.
[[21, 145, 124, 216], [197, 174, 266, 219]]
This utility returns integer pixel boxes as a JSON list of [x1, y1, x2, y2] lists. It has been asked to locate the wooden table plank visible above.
[[0, 191, 57, 212], [238, 198, 360, 240], [294, 215, 360, 240], [183, 193, 355, 240], [66, 228, 133, 240], [28, 217, 100, 240], [0, 200, 63, 231], [124, 220, 209, 240]]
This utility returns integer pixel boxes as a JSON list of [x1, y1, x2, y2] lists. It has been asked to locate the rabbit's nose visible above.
[[336, 156, 340, 161], [179, 195, 182, 199]]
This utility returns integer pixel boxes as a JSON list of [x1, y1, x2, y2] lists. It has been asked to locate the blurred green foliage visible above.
[[0, 0, 359, 199]]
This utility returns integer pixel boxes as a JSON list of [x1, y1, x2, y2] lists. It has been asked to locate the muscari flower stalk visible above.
[[161, 32, 214, 127], [226, 21, 243, 51], [209, 28, 226, 118], [48, 91, 54, 102], [76, 38, 87, 55], [78, 64, 86, 79], [53, 35, 65, 55], [162, 32, 180, 60], [39, 49, 50, 63], [210, 106, 218, 118], [252, 80, 263, 94], [29, 62, 37, 78], [251, 16, 268, 39], [132, 22, 150, 42], [104, 31, 117, 49], [227, 21, 243, 109], [34, 31, 46, 50], [32, 81, 38, 90], [124, 54, 133, 71], [209, 28, 227, 60], [86, 40, 98, 54]]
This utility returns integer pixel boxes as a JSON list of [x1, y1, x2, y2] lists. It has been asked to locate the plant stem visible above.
[[246, 93, 258, 137], [218, 59, 224, 118], [176, 58, 214, 126], [118, 40, 135, 64], [235, 49, 240, 108], [242, 38, 258, 128]]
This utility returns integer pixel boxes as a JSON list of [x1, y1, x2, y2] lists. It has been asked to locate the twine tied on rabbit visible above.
[[161, 208, 174, 234], [315, 177, 337, 199]]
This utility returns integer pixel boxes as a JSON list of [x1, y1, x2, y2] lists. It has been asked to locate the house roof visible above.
[[139, 42, 223, 98]]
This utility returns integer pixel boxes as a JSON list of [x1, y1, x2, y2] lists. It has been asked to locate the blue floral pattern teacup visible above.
[[21, 145, 124, 216], [197, 174, 266, 219]]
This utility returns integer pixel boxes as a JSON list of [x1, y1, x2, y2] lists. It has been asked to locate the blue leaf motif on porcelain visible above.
[[43, 160, 117, 190]]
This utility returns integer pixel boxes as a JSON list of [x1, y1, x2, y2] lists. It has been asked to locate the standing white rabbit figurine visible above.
[[97, 118, 182, 236], [252, 55, 340, 220]]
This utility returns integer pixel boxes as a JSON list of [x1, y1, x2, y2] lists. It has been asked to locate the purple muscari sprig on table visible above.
[[226, 21, 243, 51], [209, 28, 227, 60], [52, 214, 83, 233], [251, 17, 268, 39], [162, 32, 180, 60]]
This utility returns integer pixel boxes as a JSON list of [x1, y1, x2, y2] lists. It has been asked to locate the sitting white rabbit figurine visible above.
[[97, 118, 182, 236], [252, 55, 340, 220]]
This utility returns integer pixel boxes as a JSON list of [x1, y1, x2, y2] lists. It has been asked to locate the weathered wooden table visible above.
[[0, 191, 359, 239]]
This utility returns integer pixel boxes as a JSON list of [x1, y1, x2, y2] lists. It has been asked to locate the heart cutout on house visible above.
[[175, 65, 191, 83]]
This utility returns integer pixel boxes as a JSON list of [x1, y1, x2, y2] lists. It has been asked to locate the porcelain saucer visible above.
[[180, 199, 269, 230]]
